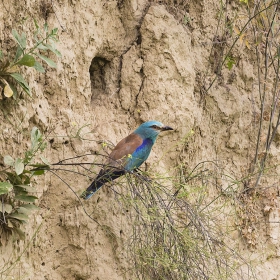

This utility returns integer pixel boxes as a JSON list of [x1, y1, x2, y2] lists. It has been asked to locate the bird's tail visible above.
[[80, 179, 103, 200], [80, 170, 126, 200]]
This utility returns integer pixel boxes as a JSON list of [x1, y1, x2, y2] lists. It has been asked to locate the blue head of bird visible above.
[[134, 120, 173, 143]]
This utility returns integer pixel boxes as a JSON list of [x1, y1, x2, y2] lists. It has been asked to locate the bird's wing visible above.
[[107, 133, 143, 168], [81, 133, 142, 199]]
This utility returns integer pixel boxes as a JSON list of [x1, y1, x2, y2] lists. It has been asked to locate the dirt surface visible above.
[[0, 0, 280, 279]]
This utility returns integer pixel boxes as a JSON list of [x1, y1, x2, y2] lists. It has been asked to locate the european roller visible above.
[[81, 120, 173, 200]]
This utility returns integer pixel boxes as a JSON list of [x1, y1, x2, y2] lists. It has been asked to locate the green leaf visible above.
[[0, 202, 13, 214], [0, 49, 3, 60], [34, 18, 39, 29], [44, 23, 48, 32], [4, 155, 14, 166], [9, 212, 29, 221], [10, 72, 31, 96], [14, 45, 23, 61], [39, 141, 47, 151], [12, 30, 26, 49], [225, 56, 235, 70], [22, 175, 30, 185], [17, 206, 31, 215], [33, 61, 45, 73], [32, 169, 45, 176], [13, 185, 27, 192], [24, 150, 33, 164], [36, 53, 57, 68], [19, 82, 31, 96], [31, 126, 40, 140], [31, 126, 42, 149], [37, 43, 49, 50], [20, 33, 27, 49], [45, 43, 62, 57], [40, 156, 50, 165], [10, 72, 28, 85], [15, 158, 24, 175], [52, 48, 61, 57], [13, 186, 28, 196], [14, 195, 37, 203], [12, 29, 21, 46], [0, 182, 13, 195], [15, 184, 36, 192], [5, 172, 22, 186], [17, 54, 35, 67], [21, 204, 39, 211], [51, 28, 58, 35]]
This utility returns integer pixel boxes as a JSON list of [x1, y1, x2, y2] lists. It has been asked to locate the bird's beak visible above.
[[161, 126, 174, 131]]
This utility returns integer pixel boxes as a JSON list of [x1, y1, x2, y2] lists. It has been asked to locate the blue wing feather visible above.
[[125, 138, 154, 170]]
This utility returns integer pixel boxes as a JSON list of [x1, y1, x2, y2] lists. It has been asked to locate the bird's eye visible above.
[[150, 125, 158, 129]]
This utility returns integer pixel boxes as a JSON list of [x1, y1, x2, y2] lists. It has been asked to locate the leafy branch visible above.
[[0, 127, 50, 239], [0, 21, 61, 98]]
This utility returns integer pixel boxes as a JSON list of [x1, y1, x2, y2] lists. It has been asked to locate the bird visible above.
[[80, 120, 174, 200]]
